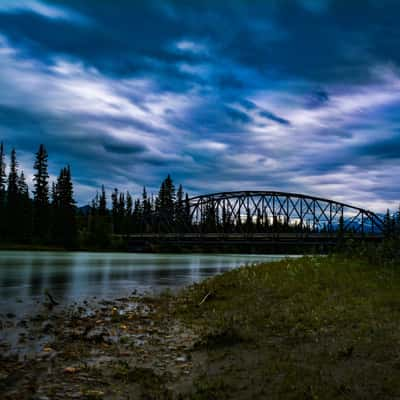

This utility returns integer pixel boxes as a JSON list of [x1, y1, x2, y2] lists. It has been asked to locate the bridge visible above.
[[123, 191, 384, 252]]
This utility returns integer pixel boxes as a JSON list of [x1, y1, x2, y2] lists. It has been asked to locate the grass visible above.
[[175, 255, 400, 399]]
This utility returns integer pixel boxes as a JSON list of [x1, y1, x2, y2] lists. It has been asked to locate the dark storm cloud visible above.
[[1, 0, 400, 211], [258, 111, 291, 126]]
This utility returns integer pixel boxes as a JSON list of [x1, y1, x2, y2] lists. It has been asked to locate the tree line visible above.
[[0, 143, 76, 247], [0, 143, 194, 249]]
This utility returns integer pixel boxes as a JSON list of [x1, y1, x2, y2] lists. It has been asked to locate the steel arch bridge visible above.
[[186, 191, 383, 236], [123, 191, 384, 252]]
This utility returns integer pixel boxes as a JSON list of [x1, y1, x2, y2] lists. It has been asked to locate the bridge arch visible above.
[[186, 191, 383, 235]]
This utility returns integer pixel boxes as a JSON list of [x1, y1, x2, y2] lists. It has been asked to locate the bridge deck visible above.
[[116, 233, 383, 239]]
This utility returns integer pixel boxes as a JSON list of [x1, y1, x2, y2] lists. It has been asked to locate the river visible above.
[[0, 251, 295, 316]]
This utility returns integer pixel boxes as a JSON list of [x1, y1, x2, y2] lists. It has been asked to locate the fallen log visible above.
[[198, 292, 212, 306]]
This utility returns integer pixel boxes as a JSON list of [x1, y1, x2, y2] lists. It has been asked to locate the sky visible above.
[[1, 0, 400, 211]]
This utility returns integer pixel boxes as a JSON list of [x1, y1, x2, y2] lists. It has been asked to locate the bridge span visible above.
[[119, 191, 384, 252]]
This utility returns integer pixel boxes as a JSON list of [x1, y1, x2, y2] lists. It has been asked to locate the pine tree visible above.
[[175, 184, 184, 231], [99, 185, 107, 216], [245, 208, 253, 233], [383, 209, 392, 239], [184, 193, 191, 232], [53, 166, 77, 247], [132, 199, 143, 233], [142, 187, 152, 233], [111, 188, 119, 233], [125, 192, 133, 234], [0, 142, 6, 200], [33, 144, 50, 241], [6, 149, 19, 240], [7, 148, 18, 203], [18, 171, 33, 243], [157, 175, 175, 231], [0, 142, 6, 239], [18, 171, 29, 197], [87, 186, 111, 248]]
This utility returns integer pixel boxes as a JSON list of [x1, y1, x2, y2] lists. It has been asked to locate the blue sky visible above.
[[1, 0, 400, 211]]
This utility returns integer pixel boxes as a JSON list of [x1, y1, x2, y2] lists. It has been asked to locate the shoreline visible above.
[[1, 254, 400, 399]]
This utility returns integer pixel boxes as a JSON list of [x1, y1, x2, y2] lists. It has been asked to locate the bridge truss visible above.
[[186, 191, 383, 235]]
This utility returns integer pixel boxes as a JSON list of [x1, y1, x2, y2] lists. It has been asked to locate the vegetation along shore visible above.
[[1, 245, 399, 399]]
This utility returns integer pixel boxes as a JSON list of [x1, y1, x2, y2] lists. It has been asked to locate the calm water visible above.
[[0, 251, 294, 316]]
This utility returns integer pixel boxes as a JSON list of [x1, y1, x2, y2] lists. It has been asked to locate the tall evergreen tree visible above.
[[7, 148, 18, 203], [132, 199, 143, 233], [53, 165, 77, 247], [142, 187, 152, 233], [18, 171, 33, 242], [0, 142, 6, 239], [111, 188, 119, 233], [125, 192, 133, 234], [87, 186, 112, 248], [99, 185, 107, 216], [6, 149, 20, 240], [33, 144, 50, 241], [383, 209, 390, 238], [157, 175, 175, 231], [175, 184, 184, 231], [184, 193, 191, 232], [0, 142, 6, 200]]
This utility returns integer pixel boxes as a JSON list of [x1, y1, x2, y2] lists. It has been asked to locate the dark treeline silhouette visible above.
[[1, 142, 398, 250], [0, 143, 77, 248], [84, 175, 192, 247]]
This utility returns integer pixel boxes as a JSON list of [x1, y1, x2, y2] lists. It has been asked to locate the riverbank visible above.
[[1, 255, 400, 399]]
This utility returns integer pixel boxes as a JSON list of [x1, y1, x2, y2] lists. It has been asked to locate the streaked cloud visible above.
[[0, 0, 89, 24], [0, 1, 400, 212]]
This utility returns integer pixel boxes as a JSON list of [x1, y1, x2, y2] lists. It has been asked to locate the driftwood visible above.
[[198, 292, 212, 306], [45, 290, 59, 306]]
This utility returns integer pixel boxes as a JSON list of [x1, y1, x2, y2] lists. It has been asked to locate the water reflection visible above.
[[0, 251, 295, 316]]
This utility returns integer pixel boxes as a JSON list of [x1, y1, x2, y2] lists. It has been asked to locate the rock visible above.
[[64, 366, 79, 374], [17, 319, 28, 328], [42, 322, 54, 334], [85, 327, 112, 343]]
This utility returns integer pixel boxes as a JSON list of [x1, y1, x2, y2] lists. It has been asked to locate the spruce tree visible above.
[[157, 175, 175, 231], [0, 142, 6, 200], [184, 193, 191, 232], [53, 166, 77, 247], [142, 187, 152, 233], [175, 184, 184, 231], [7, 149, 18, 203], [6, 149, 19, 240], [0, 142, 6, 239], [99, 185, 107, 216], [111, 188, 120, 234], [383, 209, 391, 238], [18, 171, 33, 243], [132, 199, 143, 233], [125, 192, 133, 234], [33, 144, 50, 241]]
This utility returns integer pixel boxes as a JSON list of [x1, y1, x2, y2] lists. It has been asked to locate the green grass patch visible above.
[[175, 255, 400, 399]]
